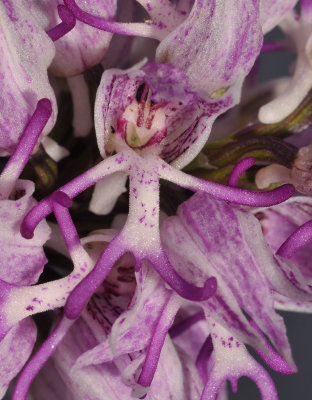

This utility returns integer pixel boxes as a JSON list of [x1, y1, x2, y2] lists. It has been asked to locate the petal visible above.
[[0, 1, 56, 153], [260, 0, 298, 34], [94, 65, 142, 158], [156, 0, 262, 100], [30, 0, 117, 76], [256, 197, 312, 278], [141, 63, 198, 105], [161, 216, 264, 350], [0, 180, 50, 285], [162, 95, 235, 168], [31, 358, 73, 400], [52, 318, 134, 400], [0, 318, 36, 398], [176, 192, 298, 366], [89, 172, 128, 215], [110, 264, 173, 357]]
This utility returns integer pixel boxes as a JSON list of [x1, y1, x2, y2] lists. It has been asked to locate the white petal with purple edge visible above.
[[0, 318, 36, 398], [176, 192, 299, 366], [0, 180, 50, 285], [260, 0, 298, 33], [156, 0, 262, 100], [0, 1, 56, 153]]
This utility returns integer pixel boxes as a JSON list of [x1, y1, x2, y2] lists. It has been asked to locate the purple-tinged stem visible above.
[[65, 233, 126, 319], [228, 157, 255, 187], [63, 0, 167, 40], [250, 320, 295, 374], [21, 152, 130, 239], [196, 335, 213, 383], [276, 219, 312, 259], [138, 295, 179, 388], [148, 251, 217, 301], [169, 311, 205, 339], [12, 316, 74, 400], [0, 99, 52, 200], [159, 159, 295, 207], [261, 41, 289, 52], [47, 5, 76, 41]]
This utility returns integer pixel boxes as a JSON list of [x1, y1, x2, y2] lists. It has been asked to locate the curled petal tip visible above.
[[37, 98, 52, 114], [65, 292, 83, 319], [203, 276, 217, 299], [20, 223, 34, 240], [53, 191, 73, 208], [64, 303, 80, 320]]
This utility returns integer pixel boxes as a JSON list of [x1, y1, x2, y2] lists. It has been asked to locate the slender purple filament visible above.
[[138, 298, 176, 388], [159, 161, 295, 207], [13, 316, 73, 400], [52, 192, 81, 252], [63, 0, 161, 39], [276, 219, 312, 259], [196, 335, 213, 383], [53, 190, 73, 208], [249, 320, 295, 374], [21, 152, 128, 239], [148, 251, 217, 301], [65, 234, 217, 320], [65, 233, 126, 319], [261, 41, 288, 52], [0, 99, 52, 200], [169, 311, 205, 339], [47, 5, 76, 41], [228, 157, 255, 187]]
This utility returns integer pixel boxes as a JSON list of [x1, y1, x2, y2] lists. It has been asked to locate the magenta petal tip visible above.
[[204, 276, 217, 299], [37, 98, 52, 114], [20, 223, 34, 240]]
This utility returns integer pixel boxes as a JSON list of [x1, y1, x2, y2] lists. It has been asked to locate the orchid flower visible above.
[[19, 62, 295, 322], [259, 1, 312, 123], [0, 1, 57, 154]]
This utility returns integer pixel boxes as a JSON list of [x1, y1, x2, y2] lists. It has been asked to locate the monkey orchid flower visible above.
[[0, 1, 57, 154], [20, 62, 295, 321]]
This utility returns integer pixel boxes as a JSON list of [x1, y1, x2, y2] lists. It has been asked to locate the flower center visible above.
[[115, 87, 167, 152]]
